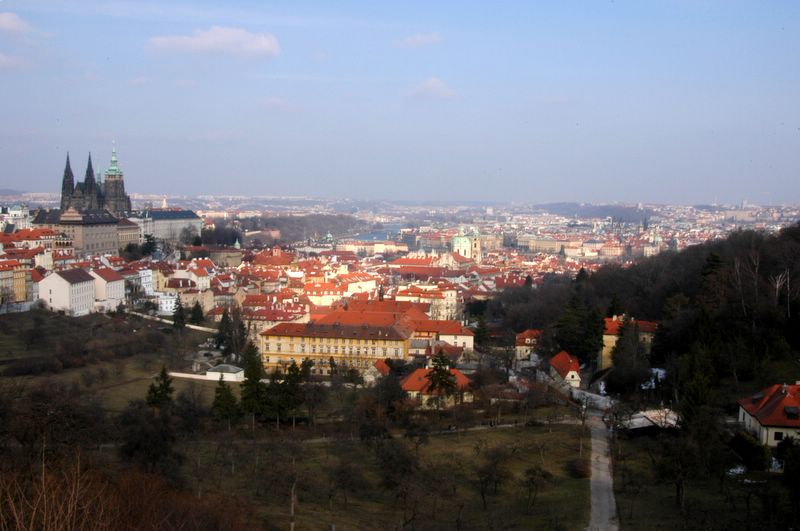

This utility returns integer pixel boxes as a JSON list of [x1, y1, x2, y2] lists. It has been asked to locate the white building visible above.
[[90, 267, 125, 311], [39, 269, 95, 316], [157, 292, 179, 315], [128, 209, 203, 244]]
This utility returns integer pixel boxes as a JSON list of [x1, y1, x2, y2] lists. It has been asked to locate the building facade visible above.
[[259, 322, 410, 375], [39, 269, 95, 316]]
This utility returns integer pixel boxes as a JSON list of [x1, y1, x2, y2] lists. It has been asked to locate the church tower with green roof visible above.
[[59, 143, 132, 217]]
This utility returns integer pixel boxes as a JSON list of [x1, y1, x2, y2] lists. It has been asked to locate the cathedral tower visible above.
[[60, 154, 75, 211], [103, 145, 132, 216]]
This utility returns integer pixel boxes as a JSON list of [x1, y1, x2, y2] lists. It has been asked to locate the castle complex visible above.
[[60, 146, 132, 217]]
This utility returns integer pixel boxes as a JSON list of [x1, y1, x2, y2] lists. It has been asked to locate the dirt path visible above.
[[588, 410, 618, 531]]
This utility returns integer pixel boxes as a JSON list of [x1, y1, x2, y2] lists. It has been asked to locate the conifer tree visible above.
[[190, 301, 204, 324], [426, 352, 456, 411], [216, 308, 233, 351], [239, 341, 265, 431], [212, 375, 241, 431], [146, 366, 174, 409], [172, 302, 186, 331]]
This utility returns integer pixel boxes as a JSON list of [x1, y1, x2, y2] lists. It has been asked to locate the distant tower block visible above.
[[161, 196, 168, 209]]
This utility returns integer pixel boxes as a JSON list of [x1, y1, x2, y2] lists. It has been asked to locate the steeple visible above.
[[84, 153, 96, 187], [60, 153, 75, 210], [104, 142, 123, 180]]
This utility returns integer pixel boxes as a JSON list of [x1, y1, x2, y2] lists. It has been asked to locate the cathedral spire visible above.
[[84, 153, 96, 186], [60, 153, 75, 210]]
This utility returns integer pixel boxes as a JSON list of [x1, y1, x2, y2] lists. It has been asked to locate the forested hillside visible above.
[[486, 224, 800, 399]]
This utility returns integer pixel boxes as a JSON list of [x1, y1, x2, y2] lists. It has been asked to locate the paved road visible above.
[[588, 410, 618, 531]]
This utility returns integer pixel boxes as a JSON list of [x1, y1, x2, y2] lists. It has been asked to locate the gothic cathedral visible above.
[[60, 146, 132, 218]]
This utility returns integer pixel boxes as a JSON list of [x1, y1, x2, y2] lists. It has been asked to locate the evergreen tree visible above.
[[212, 375, 241, 431], [118, 400, 182, 477], [555, 295, 603, 363], [146, 366, 174, 409], [426, 352, 457, 411], [605, 319, 651, 395], [189, 301, 204, 325], [172, 302, 186, 331], [230, 307, 248, 355], [239, 341, 265, 430], [141, 234, 157, 256], [474, 316, 490, 347], [282, 361, 307, 428], [216, 309, 233, 351], [606, 293, 623, 318]]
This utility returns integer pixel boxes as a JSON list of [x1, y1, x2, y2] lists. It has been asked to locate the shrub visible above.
[[730, 432, 770, 471], [566, 458, 590, 478]]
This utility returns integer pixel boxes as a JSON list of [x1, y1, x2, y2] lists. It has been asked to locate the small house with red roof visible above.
[[401, 367, 473, 408], [515, 329, 542, 360], [738, 383, 800, 446], [549, 351, 581, 388]]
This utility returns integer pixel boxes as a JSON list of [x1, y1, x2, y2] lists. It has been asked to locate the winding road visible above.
[[588, 410, 618, 531]]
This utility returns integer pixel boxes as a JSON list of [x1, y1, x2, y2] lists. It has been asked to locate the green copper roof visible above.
[[104, 144, 123, 177]]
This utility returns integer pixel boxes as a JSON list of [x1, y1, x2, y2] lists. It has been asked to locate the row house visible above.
[[0, 260, 34, 303]]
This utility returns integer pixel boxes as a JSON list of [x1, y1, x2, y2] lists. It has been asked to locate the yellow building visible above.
[[259, 322, 411, 375], [598, 315, 657, 370]]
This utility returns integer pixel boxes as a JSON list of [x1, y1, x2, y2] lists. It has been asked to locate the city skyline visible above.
[[1, 1, 799, 204]]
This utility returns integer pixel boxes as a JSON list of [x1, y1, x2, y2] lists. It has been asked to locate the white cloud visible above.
[[0, 12, 32, 34], [410, 77, 456, 99], [398, 32, 442, 49], [128, 76, 150, 85], [148, 26, 280, 57], [0, 52, 23, 68]]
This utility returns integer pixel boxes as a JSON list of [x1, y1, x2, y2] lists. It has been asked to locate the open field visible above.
[[0, 310, 215, 411], [178, 424, 590, 530], [613, 433, 793, 530]]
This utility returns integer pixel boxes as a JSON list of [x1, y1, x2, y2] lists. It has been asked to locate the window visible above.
[[774, 432, 784, 441]]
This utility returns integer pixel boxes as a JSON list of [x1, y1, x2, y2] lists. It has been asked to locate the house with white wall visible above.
[[39, 268, 95, 316], [738, 383, 800, 447], [90, 267, 125, 311]]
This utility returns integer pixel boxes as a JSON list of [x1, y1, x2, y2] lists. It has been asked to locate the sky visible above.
[[0, 1, 798, 204]]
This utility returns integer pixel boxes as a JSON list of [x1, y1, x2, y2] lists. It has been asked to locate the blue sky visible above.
[[0, 1, 798, 204]]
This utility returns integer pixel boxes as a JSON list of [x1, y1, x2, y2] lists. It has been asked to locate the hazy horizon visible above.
[[1, 1, 798, 204]]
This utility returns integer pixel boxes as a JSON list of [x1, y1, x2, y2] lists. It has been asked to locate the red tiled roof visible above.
[[261, 321, 411, 341], [604, 316, 658, 335], [738, 384, 800, 428], [374, 359, 391, 376], [400, 368, 471, 394], [410, 320, 473, 336], [516, 329, 542, 346], [549, 351, 580, 379], [91, 267, 124, 283]]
